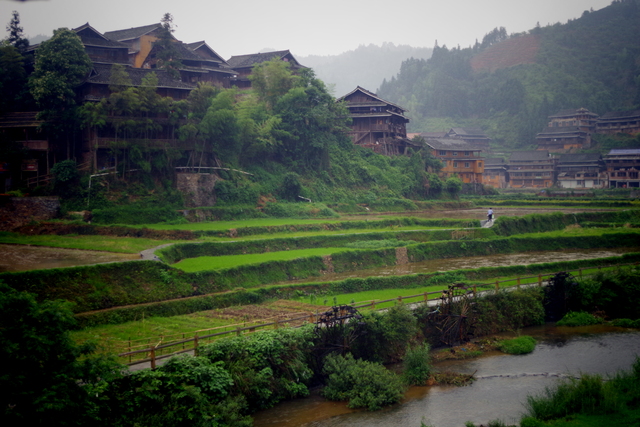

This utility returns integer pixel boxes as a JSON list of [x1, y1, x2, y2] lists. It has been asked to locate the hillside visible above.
[[378, 0, 640, 148], [470, 34, 540, 72], [299, 43, 432, 97]]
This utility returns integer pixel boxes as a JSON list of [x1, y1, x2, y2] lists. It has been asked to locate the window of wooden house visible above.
[[453, 162, 458, 168], [439, 150, 447, 156], [478, 162, 482, 167], [464, 151, 470, 156], [464, 162, 470, 168]]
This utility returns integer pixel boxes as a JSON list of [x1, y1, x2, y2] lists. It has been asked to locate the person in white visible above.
[[487, 208, 494, 222]]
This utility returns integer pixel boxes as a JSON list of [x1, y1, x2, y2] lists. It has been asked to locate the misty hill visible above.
[[298, 43, 432, 98], [377, 0, 640, 148]]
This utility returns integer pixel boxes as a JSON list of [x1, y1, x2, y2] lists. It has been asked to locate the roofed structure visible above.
[[226, 50, 304, 88], [596, 110, 640, 135], [424, 138, 484, 184], [555, 153, 606, 189], [338, 86, 414, 156], [446, 127, 492, 150], [507, 151, 556, 188]]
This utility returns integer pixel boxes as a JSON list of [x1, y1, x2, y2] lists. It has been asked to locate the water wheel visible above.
[[427, 283, 478, 346], [314, 305, 364, 356]]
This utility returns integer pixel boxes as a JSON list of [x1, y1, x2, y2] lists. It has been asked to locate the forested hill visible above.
[[299, 43, 432, 98], [377, 0, 640, 148]]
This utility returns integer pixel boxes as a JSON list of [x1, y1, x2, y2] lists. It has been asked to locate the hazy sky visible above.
[[1, 0, 613, 59]]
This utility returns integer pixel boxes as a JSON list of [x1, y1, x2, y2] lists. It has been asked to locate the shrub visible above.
[[403, 343, 432, 385], [497, 336, 536, 354], [556, 311, 603, 327], [321, 353, 405, 410]]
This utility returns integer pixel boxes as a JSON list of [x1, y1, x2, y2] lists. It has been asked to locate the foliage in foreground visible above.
[[497, 335, 536, 355], [0, 284, 122, 426], [403, 342, 432, 385], [522, 357, 640, 424], [321, 352, 406, 410], [556, 311, 603, 327]]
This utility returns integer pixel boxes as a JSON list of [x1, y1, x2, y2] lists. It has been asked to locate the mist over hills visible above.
[[298, 43, 432, 98], [377, 0, 640, 148]]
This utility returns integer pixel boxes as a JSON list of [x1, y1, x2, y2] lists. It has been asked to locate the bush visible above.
[[321, 353, 405, 410], [556, 311, 603, 327], [497, 336, 536, 354], [403, 343, 432, 385]]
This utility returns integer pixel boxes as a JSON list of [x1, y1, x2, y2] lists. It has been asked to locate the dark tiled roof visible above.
[[187, 41, 228, 65], [509, 151, 551, 161], [607, 149, 640, 156], [338, 86, 407, 112], [558, 153, 601, 163], [104, 23, 163, 41], [424, 138, 482, 151], [536, 126, 585, 137], [73, 23, 129, 48], [598, 110, 640, 120], [484, 157, 506, 165], [419, 131, 448, 138], [227, 50, 300, 68], [449, 127, 489, 137], [85, 63, 195, 90], [549, 108, 597, 118]]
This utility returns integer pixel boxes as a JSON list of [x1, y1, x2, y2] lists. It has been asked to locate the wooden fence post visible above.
[[495, 281, 500, 292], [398, 295, 403, 304], [538, 274, 542, 286], [371, 300, 375, 309], [150, 346, 156, 370], [517, 277, 521, 288], [194, 334, 199, 357]]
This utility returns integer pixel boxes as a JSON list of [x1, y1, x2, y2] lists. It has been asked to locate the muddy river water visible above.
[[252, 325, 640, 427]]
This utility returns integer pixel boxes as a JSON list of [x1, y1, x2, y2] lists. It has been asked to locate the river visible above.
[[252, 325, 640, 427]]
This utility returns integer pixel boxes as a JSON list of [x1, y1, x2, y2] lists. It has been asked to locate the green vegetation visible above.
[[379, 1, 640, 147], [321, 353, 406, 410], [497, 335, 537, 354], [521, 358, 640, 426], [403, 343, 432, 385], [556, 311, 603, 327]]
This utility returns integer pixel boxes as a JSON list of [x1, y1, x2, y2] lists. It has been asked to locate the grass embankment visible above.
[[0, 231, 179, 253]]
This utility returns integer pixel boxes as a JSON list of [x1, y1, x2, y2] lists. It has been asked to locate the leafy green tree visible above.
[[0, 285, 122, 425], [29, 28, 91, 157], [445, 175, 463, 198]]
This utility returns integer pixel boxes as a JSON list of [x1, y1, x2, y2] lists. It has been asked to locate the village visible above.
[[2, 20, 639, 194]]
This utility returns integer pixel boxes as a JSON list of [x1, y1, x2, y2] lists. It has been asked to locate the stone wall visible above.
[[0, 196, 60, 230], [176, 173, 218, 208]]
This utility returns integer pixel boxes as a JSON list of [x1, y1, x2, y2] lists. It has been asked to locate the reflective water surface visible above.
[[252, 325, 640, 427]]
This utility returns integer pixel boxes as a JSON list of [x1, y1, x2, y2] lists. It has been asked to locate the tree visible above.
[[445, 175, 463, 198], [0, 45, 27, 112], [154, 13, 182, 79], [29, 28, 91, 157], [0, 284, 122, 425], [6, 11, 29, 53]]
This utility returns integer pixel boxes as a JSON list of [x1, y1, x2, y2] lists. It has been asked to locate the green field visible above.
[[173, 247, 355, 271]]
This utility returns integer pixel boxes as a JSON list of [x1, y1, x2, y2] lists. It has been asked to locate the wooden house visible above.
[[555, 153, 606, 189], [596, 110, 640, 135], [507, 151, 556, 188], [338, 86, 414, 156], [482, 157, 508, 189], [603, 149, 640, 188], [424, 138, 484, 184], [446, 128, 492, 150], [226, 50, 304, 89], [535, 108, 597, 152]]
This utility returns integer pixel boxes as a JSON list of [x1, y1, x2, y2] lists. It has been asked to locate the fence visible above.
[[115, 263, 633, 368]]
